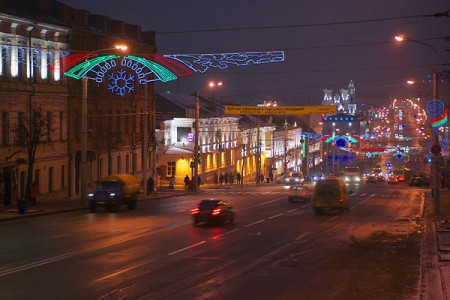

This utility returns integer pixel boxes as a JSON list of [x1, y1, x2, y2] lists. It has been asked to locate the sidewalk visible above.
[[0, 186, 190, 222], [422, 188, 450, 300]]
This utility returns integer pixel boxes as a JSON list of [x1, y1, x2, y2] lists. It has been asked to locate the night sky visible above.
[[58, 0, 449, 106]]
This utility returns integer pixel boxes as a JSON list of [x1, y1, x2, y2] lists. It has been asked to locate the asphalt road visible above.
[[0, 182, 425, 300]]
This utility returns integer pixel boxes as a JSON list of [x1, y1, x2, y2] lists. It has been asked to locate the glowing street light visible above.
[[80, 44, 128, 204], [394, 34, 441, 215], [193, 81, 223, 192]]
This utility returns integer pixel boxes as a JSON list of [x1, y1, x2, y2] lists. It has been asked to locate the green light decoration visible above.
[[126, 55, 177, 82], [64, 55, 118, 80]]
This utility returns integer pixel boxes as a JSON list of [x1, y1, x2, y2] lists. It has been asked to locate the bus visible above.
[[392, 167, 411, 182]]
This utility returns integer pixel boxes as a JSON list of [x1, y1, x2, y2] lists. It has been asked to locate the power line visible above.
[[157, 13, 441, 35]]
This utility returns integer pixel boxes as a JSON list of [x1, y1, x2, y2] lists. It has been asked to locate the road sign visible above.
[[224, 105, 336, 115]]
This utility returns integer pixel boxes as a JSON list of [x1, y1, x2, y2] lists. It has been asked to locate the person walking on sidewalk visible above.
[[184, 175, 190, 190], [29, 181, 38, 207], [147, 177, 154, 195], [169, 175, 175, 190]]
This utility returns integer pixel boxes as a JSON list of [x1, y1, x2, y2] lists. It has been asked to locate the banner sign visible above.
[[224, 105, 336, 115]]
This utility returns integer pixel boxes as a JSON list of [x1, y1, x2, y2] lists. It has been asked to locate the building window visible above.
[[2, 112, 9, 146], [18, 111, 26, 145], [47, 111, 52, 142], [132, 153, 137, 174], [35, 169, 40, 187], [168, 162, 176, 176], [48, 167, 54, 192], [20, 171, 26, 198], [61, 165, 65, 189]]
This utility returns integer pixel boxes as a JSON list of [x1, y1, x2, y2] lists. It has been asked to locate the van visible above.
[[284, 171, 304, 185], [312, 177, 351, 214]]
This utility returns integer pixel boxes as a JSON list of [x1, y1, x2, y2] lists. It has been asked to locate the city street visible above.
[[0, 183, 425, 299]]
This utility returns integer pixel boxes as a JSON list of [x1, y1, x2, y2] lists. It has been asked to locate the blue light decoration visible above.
[[108, 69, 135, 97], [48, 51, 285, 96], [165, 51, 285, 73]]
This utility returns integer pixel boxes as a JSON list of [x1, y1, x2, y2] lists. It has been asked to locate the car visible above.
[[283, 171, 305, 185], [312, 176, 352, 214], [311, 174, 325, 182], [275, 174, 288, 184], [409, 175, 430, 187], [190, 200, 235, 226], [387, 175, 399, 184], [303, 176, 312, 184], [365, 175, 377, 184], [288, 185, 312, 202]]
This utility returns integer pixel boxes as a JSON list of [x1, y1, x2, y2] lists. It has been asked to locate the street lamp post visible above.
[[395, 35, 441, 215], [193, 81, 222, 192], [80, 45, 127, 204]]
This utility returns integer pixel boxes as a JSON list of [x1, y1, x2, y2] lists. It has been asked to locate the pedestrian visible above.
[[197, 175, 201, 187], [259, 174, 264, 183], [147, 177, 154, 195], [229, 173, 234, 185], [169, 175, 175, 190], [236, 172, 241, 184], [224, 172, 229, 184], [219, 173, 224, 185], [184, 175, 190, 189], [29, 181, 38, 207]]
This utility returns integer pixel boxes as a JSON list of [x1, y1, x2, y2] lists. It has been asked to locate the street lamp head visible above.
[[114, 44, 128, 51], [394, 35, 406, 42], [208, 81, 223, 88]]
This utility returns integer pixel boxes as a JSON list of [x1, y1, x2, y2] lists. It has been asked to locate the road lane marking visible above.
[[258, 199, 281, 206], [0, 222, 191, 277], [244, 220, 265, 227], [168, 241, 206, 256], [95, 261, 149, 282], [52, 234, 69, 238], [268, 213, 284, 220], [286, 208, 298, 213], [351, 193, 377, 210], [360, 193, 367, 197], [212, 229, 239, 240], [295, 231, 311, 241]]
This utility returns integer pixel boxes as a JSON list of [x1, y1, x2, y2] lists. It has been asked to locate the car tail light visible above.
[[338, 198, 344, 203], [212, 207, 222, 216], [190, 207, 199, 215]]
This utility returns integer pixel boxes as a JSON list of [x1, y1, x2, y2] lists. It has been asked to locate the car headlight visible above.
[[110, 193, 116, 197], [344, 176, 350, 182], [295, 178, 299, 182], [355, 176, 361, 182], [88, 193, 94, 198]]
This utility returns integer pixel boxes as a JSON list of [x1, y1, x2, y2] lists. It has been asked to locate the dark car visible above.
[[365, 175, 377, 184], [409, 176, 430, 187], [190, 200, 235, 226]]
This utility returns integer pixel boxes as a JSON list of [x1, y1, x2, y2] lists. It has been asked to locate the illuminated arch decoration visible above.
[[50, 51, 285, 96], [320, 134, 360, 144]]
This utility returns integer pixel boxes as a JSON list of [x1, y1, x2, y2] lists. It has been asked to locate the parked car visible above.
[[409, 175, 430, 187], [190, 200, 235, 226], [288, 185, 312, 202]]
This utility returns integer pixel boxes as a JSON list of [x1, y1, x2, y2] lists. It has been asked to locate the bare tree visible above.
[[14, 105, 51, 202]]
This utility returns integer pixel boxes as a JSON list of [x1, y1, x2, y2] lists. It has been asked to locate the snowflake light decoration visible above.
[[108, 70, 135, 97]]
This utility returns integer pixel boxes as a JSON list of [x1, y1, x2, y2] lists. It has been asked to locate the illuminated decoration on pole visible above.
[[320, 134, 360, 144], [49, 51, 285, 96], [426, 99, 447, 127]]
